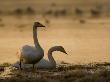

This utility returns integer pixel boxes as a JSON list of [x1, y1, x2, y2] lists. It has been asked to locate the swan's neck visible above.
[[48, 51, 56, 67], [33, 27, 40, 48]]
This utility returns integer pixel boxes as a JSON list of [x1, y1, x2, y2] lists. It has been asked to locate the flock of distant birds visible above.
[[0, 5, 104, 29], [12, 22, 68, 69]]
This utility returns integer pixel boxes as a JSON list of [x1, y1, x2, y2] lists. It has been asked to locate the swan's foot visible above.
[[19, 61, 22, 70]]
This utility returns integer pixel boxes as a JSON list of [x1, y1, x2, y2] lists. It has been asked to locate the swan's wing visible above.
[[21, 45, 44, 56], [36, 59, 48, 65], [20, 45, 42, 61], [35, 59, 52, 69], [21, 45, 36, 55]]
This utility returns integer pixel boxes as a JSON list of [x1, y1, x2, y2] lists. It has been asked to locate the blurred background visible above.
[[0, 0, 110, 64]]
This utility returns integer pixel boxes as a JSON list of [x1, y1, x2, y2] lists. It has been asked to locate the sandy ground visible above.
[[0, 16, 110, 64]]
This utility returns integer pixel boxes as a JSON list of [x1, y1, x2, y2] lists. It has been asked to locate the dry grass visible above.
[[0, 62, 110, 82]]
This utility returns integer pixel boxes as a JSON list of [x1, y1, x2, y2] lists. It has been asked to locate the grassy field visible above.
[[0, 62, 110, 82]]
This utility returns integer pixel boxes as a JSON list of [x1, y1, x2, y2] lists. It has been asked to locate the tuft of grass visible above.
[[0, 63, 10, 67], [0, 63, 10, 72]]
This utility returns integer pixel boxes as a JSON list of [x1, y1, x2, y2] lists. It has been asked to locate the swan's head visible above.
[[57, 46, 68, 55], [34, 22, 45, 28]]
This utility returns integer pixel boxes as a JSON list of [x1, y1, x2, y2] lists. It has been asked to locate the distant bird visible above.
[[17, 22, 45, 70], [13, 46, 68, 69], [79, 19, 85, 24], [75, 8, 83, 16], [90, 8, 101, 17]]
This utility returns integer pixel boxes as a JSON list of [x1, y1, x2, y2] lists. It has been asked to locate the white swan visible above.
[[13, 46, 67, 69], [17, 22, 45, 69], [36, 46, 68, 69]]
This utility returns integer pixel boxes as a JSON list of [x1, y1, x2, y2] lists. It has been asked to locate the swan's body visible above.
[[13, 46, 67, 69], [20, 45, 44, 64], [36, 46, 67, 69], [18, 22, 45, 69]]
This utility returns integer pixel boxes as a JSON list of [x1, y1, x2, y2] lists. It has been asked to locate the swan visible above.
[[17, 22, 45, 69], [36, 46, 68, 69], [13, 46, 67, 69]]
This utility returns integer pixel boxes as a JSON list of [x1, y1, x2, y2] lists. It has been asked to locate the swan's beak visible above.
[[63, 50, 68, 55], [34, 22, 45, 27], [65, 52, 68, 55]]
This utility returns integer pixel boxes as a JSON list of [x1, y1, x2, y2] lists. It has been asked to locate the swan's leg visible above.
[[19, 60, 22, 70], [32, 64, 36, 72], [33, 64, 35, 69]]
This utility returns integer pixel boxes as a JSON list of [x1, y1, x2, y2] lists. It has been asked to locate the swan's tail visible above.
[[48, 46, 68, 55]]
